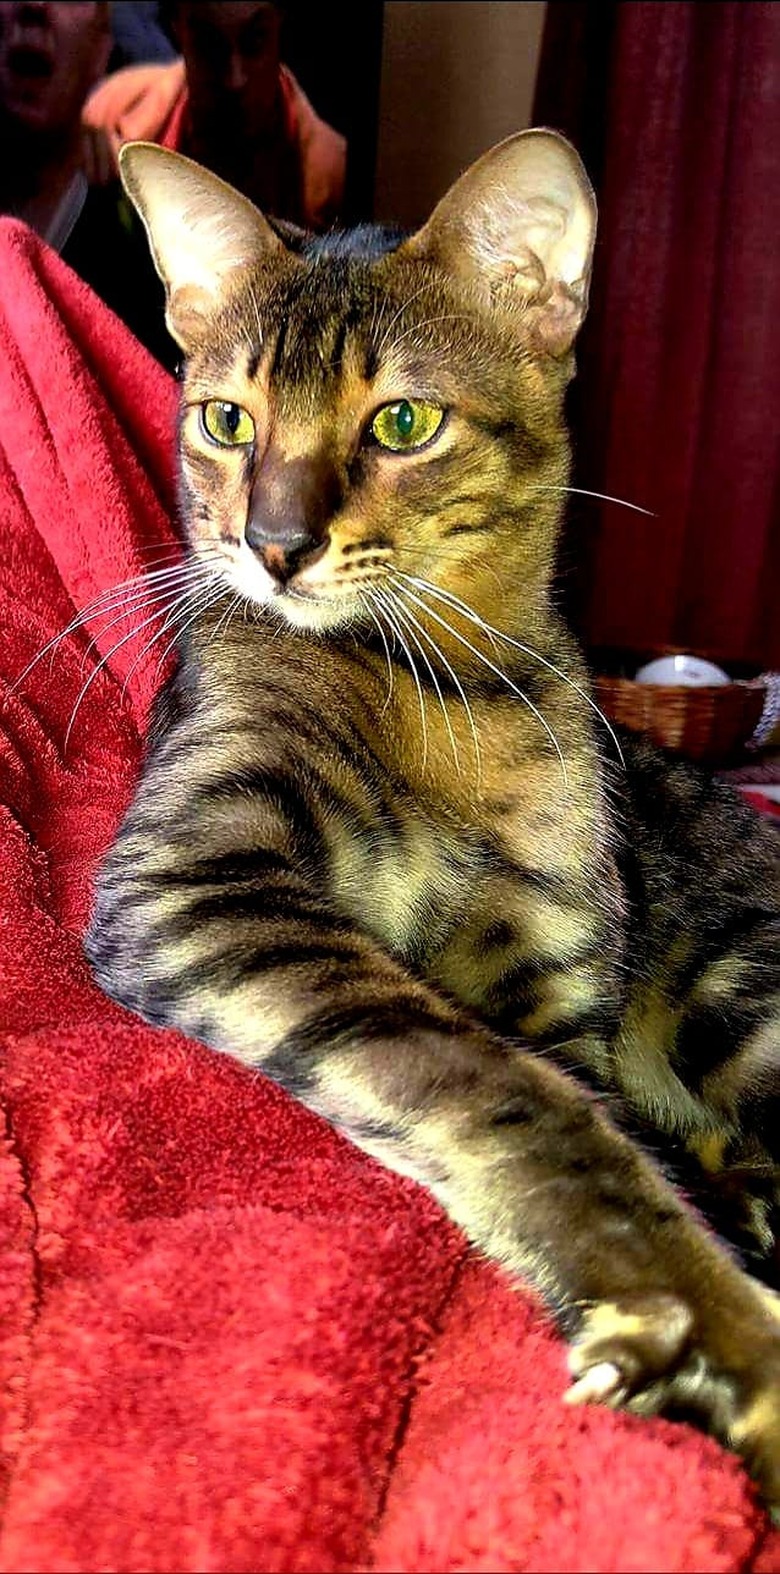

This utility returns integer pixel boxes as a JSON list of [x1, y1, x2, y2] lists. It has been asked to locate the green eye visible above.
[[370, 399, 444, 452], [201, 400, 255, 446]]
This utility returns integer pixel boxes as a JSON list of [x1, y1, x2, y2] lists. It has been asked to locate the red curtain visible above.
[[534, 1, 780, 671]]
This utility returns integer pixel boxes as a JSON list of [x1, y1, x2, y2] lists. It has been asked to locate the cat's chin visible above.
[[270, 588, 361, 636], [215, 553, 361, 635]]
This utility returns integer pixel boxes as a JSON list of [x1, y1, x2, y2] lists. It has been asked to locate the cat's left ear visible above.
[[402, 129, 596, 355], [119, 141, 287, 351]]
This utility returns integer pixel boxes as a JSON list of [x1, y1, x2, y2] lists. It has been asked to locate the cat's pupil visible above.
[[393, 401, 414, 438], [222, 403, 241, 435]]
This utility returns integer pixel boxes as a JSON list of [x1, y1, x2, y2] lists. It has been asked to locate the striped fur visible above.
[[85, 134, 780, 1507]]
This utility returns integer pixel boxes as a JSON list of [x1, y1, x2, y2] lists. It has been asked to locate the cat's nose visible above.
[[245, 449, 340, 583], [252, 534, 327, 585], [245, 510, 325, 581]]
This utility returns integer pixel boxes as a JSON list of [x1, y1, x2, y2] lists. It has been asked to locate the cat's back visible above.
[[612, 728, 780, 970]]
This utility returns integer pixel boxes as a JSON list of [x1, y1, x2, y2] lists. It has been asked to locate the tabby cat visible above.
[[83, 132, 780, 1507]]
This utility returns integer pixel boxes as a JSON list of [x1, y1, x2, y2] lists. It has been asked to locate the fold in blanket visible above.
[[0, 219, 778, 1574]]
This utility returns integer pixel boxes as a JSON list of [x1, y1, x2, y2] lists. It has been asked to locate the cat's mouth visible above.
[[239, 564, 364, 632], [214, 540, 378, 632]]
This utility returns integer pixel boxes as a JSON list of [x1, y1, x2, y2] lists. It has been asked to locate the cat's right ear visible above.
[[401, 129, 597, 356], [118, 142, 286, 352]]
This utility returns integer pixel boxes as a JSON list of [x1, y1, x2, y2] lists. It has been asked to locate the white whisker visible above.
[[78, 566, 217, 672], [59, 557, 225, 748], [376, 587, 462, 776], [128, 544, 186, 561], [391, 577, 569, 790], [151, 582, 230, 680], [383, 312, 475, 364], [8, 559, 219, 696], [63, 590, 200, 752], [120, 576, 228, 695], [395, 570, 624, 768], [387, 590, 487, 782], [357, 590, 394, 716], [385, 588, 481, 780], [531, 484, 654, 517], [374, 282, 434, 361], [370, 588, 429, 770], [208, 589, 246, 648]]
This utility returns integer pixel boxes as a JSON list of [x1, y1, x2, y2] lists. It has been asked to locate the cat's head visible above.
[[120, 130, 595, 639]]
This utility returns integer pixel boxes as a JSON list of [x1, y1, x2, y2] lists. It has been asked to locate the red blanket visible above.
[[0, 219, 778, 1574]]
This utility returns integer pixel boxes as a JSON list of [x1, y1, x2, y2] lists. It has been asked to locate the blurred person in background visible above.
[[0, 0, 172, 365], [108, 2, 177, 70], [0, 1, 112, 242], [83, 1, 346, 229]]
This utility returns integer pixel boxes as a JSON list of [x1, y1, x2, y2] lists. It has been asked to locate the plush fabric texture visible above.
[[0, 219, 778, 1574]]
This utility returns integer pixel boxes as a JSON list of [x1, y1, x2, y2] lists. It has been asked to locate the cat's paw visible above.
[[565, 1290, 780, 1513], [565, 1293, 693, 1409]]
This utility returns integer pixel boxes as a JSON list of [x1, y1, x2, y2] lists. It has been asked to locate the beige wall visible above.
[[374, 2, 547, 227]]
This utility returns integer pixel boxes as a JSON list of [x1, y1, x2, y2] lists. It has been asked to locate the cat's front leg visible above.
[[85, 813, 780, 1513]]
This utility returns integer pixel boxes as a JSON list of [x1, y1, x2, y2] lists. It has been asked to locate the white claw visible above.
[[564, 1360, 623, 1406]]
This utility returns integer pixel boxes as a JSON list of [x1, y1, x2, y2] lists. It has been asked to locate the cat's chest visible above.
[[326, 811, 478, 963], [321, 766, 617, 1031]]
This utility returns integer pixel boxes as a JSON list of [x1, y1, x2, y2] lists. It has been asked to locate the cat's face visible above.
[[178, 247, 572, 634], [122, 132, 596, 638]]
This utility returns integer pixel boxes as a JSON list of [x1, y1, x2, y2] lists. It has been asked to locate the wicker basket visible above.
[[593, 670, 771, 766]]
